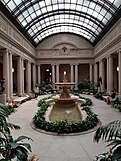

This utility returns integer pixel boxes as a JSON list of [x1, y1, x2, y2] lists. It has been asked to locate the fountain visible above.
[[48, 71, 84, 121], [52, 71, 79, 109], [32, 71, 98, 134]]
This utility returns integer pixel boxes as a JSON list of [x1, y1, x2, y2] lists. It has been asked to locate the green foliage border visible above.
[[32, 96, 99, 135]]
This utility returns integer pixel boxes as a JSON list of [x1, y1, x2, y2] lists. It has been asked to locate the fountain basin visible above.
[[44, 95, 86, 122]]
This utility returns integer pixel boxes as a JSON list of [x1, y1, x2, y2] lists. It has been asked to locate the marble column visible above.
[[99, 60, 105, 91], [94, 63, 98, 84], [21, 59, 24, 95], [17, 57, 22, 96], [52, 64, 55, 83], [52, 64, 55, 89], [89, 64, 93, 82], [71, 64, 74, 82], [32, 63, 36, 90], [75, 64, 78, 90], [118, 51, 121, 95], [9, 52, 13, 98], [108, 55, 113, 91], [26, 61, 31, 93], [56, 64, 59, 83], [3, 50, 10, 100], [107, 56, 113, 92], [107, 57, 109, 91], [38, 65, 41, 84]]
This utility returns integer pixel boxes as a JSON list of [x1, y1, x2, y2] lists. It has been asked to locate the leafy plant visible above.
[[33, 97, 98, 134], [93, 120, 121, 161], [0, 103, 32, 161]]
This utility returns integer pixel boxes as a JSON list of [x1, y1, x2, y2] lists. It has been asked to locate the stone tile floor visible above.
[[9, 94, 121, 161]]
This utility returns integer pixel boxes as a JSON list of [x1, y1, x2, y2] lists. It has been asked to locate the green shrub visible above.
[[33, 98, 98, 134]]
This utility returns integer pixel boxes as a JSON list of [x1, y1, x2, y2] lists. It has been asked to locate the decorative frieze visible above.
[[36, 48, 93, 58]]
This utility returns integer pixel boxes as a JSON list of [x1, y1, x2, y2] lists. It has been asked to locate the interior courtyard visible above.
[[0, 0, 121, 161]]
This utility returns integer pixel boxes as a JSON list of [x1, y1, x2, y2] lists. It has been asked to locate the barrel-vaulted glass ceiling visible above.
[[1, 0, 121, 46]]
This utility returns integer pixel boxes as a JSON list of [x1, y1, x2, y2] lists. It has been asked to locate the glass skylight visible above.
[[1, 0, 121, 45]]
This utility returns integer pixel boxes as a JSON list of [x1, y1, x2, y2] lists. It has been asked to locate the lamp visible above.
[[117, 66, 119, 71], [12, 68, 14, 72]]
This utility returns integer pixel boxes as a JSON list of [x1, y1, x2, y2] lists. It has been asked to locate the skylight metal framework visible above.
[[1, 0, 121, 46]]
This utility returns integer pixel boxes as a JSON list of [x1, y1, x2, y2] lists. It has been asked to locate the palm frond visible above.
[[14, 136, 33, 143], [94, 120, 121, 143], [8, 123, 20, 130]]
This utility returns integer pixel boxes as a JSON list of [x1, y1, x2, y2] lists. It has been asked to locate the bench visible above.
[[14, 96, 30, 104]]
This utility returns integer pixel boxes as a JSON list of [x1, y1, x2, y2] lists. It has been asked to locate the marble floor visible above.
[[9, 94, 121, 161]]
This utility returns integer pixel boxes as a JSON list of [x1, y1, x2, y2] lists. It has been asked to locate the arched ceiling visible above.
[[1, 0, 121, 47]]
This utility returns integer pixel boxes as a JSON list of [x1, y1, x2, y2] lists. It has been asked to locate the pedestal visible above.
[[0, 94, 6, 105]]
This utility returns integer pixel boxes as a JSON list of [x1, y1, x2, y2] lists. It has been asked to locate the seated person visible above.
[[107, 90, 116, 104]]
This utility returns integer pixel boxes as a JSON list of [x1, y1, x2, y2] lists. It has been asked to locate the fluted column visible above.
[[75, 64, 78, 89], [71, 64, 74, 82], [26, 61, 31, 93], [17, 57, 22, 96], [89, 64, 93, 82], [118, 51, 121, 95], [3, 50, 10, 100], [9, 52, 13, 98], [94, 63, 98, 84]]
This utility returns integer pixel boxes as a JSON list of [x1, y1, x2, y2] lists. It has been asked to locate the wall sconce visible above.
[[64, 71, 66, 75], [117, 66, 119, 71], [46, 69, 49, 72], [50, 73, 51, 75], [12, 68, 14, 72]]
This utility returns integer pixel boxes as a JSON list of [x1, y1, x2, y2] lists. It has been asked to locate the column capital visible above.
[[51, 63, 56, 66], [55, 64, 60, 66], [74, 63, 79, 66], [0, 48, 9, 54]]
